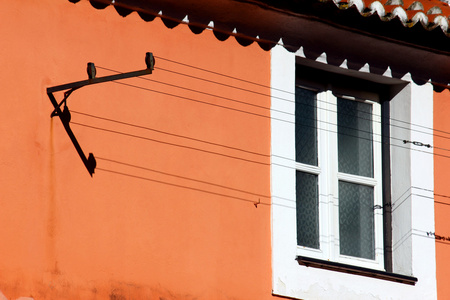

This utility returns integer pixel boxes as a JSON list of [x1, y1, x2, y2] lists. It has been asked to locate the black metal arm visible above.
[[47, 52, 155, 176]]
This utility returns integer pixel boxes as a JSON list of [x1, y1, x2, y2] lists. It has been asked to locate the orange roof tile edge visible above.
[[333, 0, 450, 36]]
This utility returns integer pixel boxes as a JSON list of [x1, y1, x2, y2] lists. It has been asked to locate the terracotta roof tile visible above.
[[335, 0, 450, 33]]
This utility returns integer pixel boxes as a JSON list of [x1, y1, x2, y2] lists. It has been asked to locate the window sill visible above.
[[296, 256, 417, 285]]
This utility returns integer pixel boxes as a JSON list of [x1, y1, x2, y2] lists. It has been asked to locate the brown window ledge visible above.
[[296, 256, 417, 285]]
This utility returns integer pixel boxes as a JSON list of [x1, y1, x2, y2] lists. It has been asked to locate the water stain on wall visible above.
[[47, 120, 59, 276]]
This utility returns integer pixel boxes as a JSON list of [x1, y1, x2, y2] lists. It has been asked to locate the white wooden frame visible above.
[[270, 45, 436, 299], [295, 90, 384, 270]]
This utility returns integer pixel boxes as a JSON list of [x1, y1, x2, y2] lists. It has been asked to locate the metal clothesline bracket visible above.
[[402, 140, 432, 148], [47, 52, 155, 176]]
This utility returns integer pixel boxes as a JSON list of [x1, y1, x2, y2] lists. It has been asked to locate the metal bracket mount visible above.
[[47, 52, 155, 176]]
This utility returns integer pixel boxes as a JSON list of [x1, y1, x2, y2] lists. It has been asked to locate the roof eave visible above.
[[71, 0, 450, 88]]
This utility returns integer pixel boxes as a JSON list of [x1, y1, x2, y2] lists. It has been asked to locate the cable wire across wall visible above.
[[53, 56, 450, 241]]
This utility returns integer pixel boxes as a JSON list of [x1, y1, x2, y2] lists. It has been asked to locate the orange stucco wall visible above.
[[0, 0, 273, 299], [434, 89, 450, 299]]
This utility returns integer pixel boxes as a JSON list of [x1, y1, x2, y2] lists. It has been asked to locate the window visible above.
[[270, 46, 434, 300], [295, 87, 384, 269]]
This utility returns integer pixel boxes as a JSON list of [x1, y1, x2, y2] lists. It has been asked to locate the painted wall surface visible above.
[[434, 89, 450, 299], [0, 0, 272, 299]]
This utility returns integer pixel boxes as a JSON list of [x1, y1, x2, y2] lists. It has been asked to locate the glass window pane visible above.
[[296, 87, 317, 166], [339, 181, 374, 259], [338, 98, 373, 177], [296, 171, 320, 249]]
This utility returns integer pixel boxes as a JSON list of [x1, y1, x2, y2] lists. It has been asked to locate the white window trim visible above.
[[295, 89, 384, 270], [271, 45, 437, 299]]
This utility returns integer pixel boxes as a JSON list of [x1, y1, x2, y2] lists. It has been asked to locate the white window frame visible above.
[[270, 46, 437, 300], [295, 89, 384, 270]]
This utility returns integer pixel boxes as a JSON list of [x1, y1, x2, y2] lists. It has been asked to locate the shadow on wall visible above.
[[0, 290, 33, 300]]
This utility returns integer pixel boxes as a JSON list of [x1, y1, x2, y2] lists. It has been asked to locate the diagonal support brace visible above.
[[47, 52, 155, 176]]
